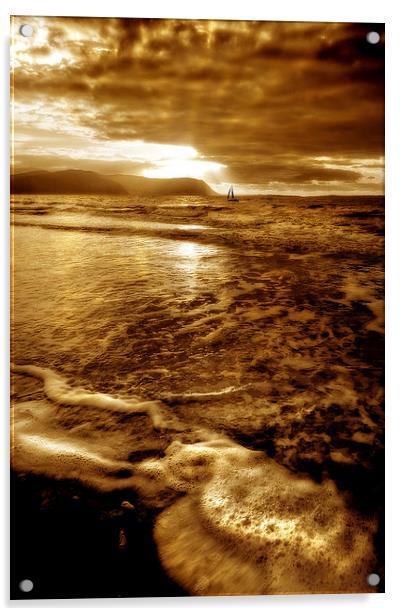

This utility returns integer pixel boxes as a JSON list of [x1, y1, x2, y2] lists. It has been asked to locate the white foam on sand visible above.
[[11, 363, 177, 490], [11, 363, 167, 429], [132, 438, 377, 595], [11, 364, 246, 492], [11, 363, 379, 595], [11, 398, 139, 490], [162, 384, 248, 402]]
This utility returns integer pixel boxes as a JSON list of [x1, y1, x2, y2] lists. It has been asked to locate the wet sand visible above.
[[11, 194, 384, 597]]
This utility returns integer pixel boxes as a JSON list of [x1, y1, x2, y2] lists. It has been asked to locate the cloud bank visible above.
[[11, 17, 384, 194]]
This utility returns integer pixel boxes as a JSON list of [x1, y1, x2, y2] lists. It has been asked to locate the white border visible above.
[[0, 0, 395, 22], [2, 1, 400, 614]]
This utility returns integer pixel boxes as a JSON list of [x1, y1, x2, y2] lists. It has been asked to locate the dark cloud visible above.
[[316, 23, 384, 64], [227, 159, 363, 184], [287, 167, 362, 184], [11, 17, 384, 192]]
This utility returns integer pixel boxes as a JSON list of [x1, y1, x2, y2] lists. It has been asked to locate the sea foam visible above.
[[12, 363, 167, 429], [133, 439, 378, 594], [11, 363, 379, 594]]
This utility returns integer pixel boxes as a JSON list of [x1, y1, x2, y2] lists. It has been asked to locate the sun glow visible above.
[[143, 159, 226, 181]]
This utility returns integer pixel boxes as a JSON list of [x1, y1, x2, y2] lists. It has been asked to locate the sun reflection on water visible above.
[[175, 240, 219, 270]]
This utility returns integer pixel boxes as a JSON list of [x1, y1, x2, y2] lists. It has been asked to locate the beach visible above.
[[10, 193, 384, 597]]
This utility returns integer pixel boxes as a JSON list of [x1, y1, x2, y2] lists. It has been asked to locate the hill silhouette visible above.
[[12, 170, 127, 195], [108, 174, 216, 196], [12, 169, 216, 196]]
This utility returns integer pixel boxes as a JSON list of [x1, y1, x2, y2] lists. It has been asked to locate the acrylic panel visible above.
[[10, 16, 384, 599]]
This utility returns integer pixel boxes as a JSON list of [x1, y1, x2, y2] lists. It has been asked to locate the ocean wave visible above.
[[11, 193, 384, 594], [11, 194, 384, 257], [12, 363, 167, 429], [12, 219, 210, 243], [11, 357, 381, 594], [134, 438, 377, 594]]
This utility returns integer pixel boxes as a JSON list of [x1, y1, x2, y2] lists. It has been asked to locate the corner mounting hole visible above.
[[366, 31, 380, 45], [19, 579, 34, 592], [20, 24, 33, 38], [367, 573, 380, 586]]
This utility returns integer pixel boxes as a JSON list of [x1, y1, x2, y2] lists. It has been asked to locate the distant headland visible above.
[[11, 169, 217, 197]]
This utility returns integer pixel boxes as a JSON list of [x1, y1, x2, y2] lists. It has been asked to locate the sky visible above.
[[11, 17, 384, 195]]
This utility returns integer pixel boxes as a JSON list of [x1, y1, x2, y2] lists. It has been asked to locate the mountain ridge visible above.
[[11, 169, 216, 196], [107, 173, 216, 196]]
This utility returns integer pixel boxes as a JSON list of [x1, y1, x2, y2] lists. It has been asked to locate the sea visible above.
[[10, 193, 384, 597]]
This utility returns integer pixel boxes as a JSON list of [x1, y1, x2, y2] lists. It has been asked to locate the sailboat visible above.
[[227, 185, 239, 202]]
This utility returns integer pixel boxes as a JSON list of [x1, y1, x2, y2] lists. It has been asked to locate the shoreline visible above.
[[11, 470, 188, 600], [10, 194, 384, 597]]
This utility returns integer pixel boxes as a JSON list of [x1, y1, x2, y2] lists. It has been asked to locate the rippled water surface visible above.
[[11, 194, 384, 596]]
